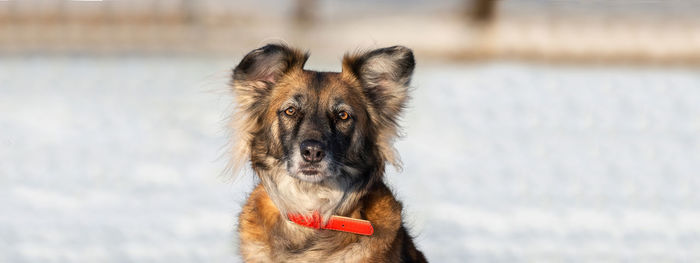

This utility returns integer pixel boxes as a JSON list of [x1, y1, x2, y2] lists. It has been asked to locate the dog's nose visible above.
[[300, 140, 325, 163]]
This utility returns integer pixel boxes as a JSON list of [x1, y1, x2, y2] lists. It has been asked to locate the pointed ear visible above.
[[343, 46, 415, 123], [228, 44, 308, 176], [343, 46, 415, 126], [342, 46, 415, 168], [232, 44, 309, 100]]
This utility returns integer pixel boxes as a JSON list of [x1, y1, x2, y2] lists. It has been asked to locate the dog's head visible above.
[[230, 44, 414, 185]]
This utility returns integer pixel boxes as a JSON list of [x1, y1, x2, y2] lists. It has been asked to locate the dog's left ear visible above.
[[343, 46, 415, 125], [343, 46, 415, 167]]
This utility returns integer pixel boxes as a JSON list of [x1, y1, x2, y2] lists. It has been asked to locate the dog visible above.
[[229, 44, 427, 262]]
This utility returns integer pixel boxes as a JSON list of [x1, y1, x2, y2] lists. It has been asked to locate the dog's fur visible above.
[[230, 44, 427, 262]]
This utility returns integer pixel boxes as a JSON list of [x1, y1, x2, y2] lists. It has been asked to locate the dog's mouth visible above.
[[291, 162, 332, 183], [300, 167, 321, 175]]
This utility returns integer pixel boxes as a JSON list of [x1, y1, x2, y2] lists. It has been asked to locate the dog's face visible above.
[[273, 71, 368, 183], [231, 44, 414, 186]]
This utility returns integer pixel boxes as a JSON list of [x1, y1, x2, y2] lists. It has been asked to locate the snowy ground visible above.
[[1, 56, 700, 262]]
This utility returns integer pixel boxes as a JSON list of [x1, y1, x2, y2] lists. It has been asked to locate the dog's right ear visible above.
[[227, 44, 308, 177], [232, 44, 309, 100]]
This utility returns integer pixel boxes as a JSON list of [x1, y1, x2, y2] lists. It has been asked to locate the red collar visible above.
[[287, 211, 374, 236]]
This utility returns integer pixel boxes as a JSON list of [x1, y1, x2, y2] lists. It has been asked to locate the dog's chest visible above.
[[267, 172, 346, 217], [267, 225, 370, 263]]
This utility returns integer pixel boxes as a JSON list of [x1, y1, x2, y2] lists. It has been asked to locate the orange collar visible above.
[[287, 211, 374, 236]]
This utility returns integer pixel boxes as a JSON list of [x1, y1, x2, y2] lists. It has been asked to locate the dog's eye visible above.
[[337, 111, 350, 120], [284, 107, 296, 116]]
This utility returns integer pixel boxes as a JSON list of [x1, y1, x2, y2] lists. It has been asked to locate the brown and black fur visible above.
[[230, 44, 427, 262]]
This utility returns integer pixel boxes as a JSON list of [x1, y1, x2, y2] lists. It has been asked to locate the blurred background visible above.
[[2, 0, 700, 262]]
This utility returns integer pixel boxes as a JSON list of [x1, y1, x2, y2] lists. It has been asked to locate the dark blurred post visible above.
[[294, 0, 317, 26], [181, 0, 197, 24], [466, 0, 499, 58], [467, 0, 498, 24]]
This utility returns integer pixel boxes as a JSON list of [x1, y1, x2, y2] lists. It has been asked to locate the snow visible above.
[[2, 56, 700, 262]]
